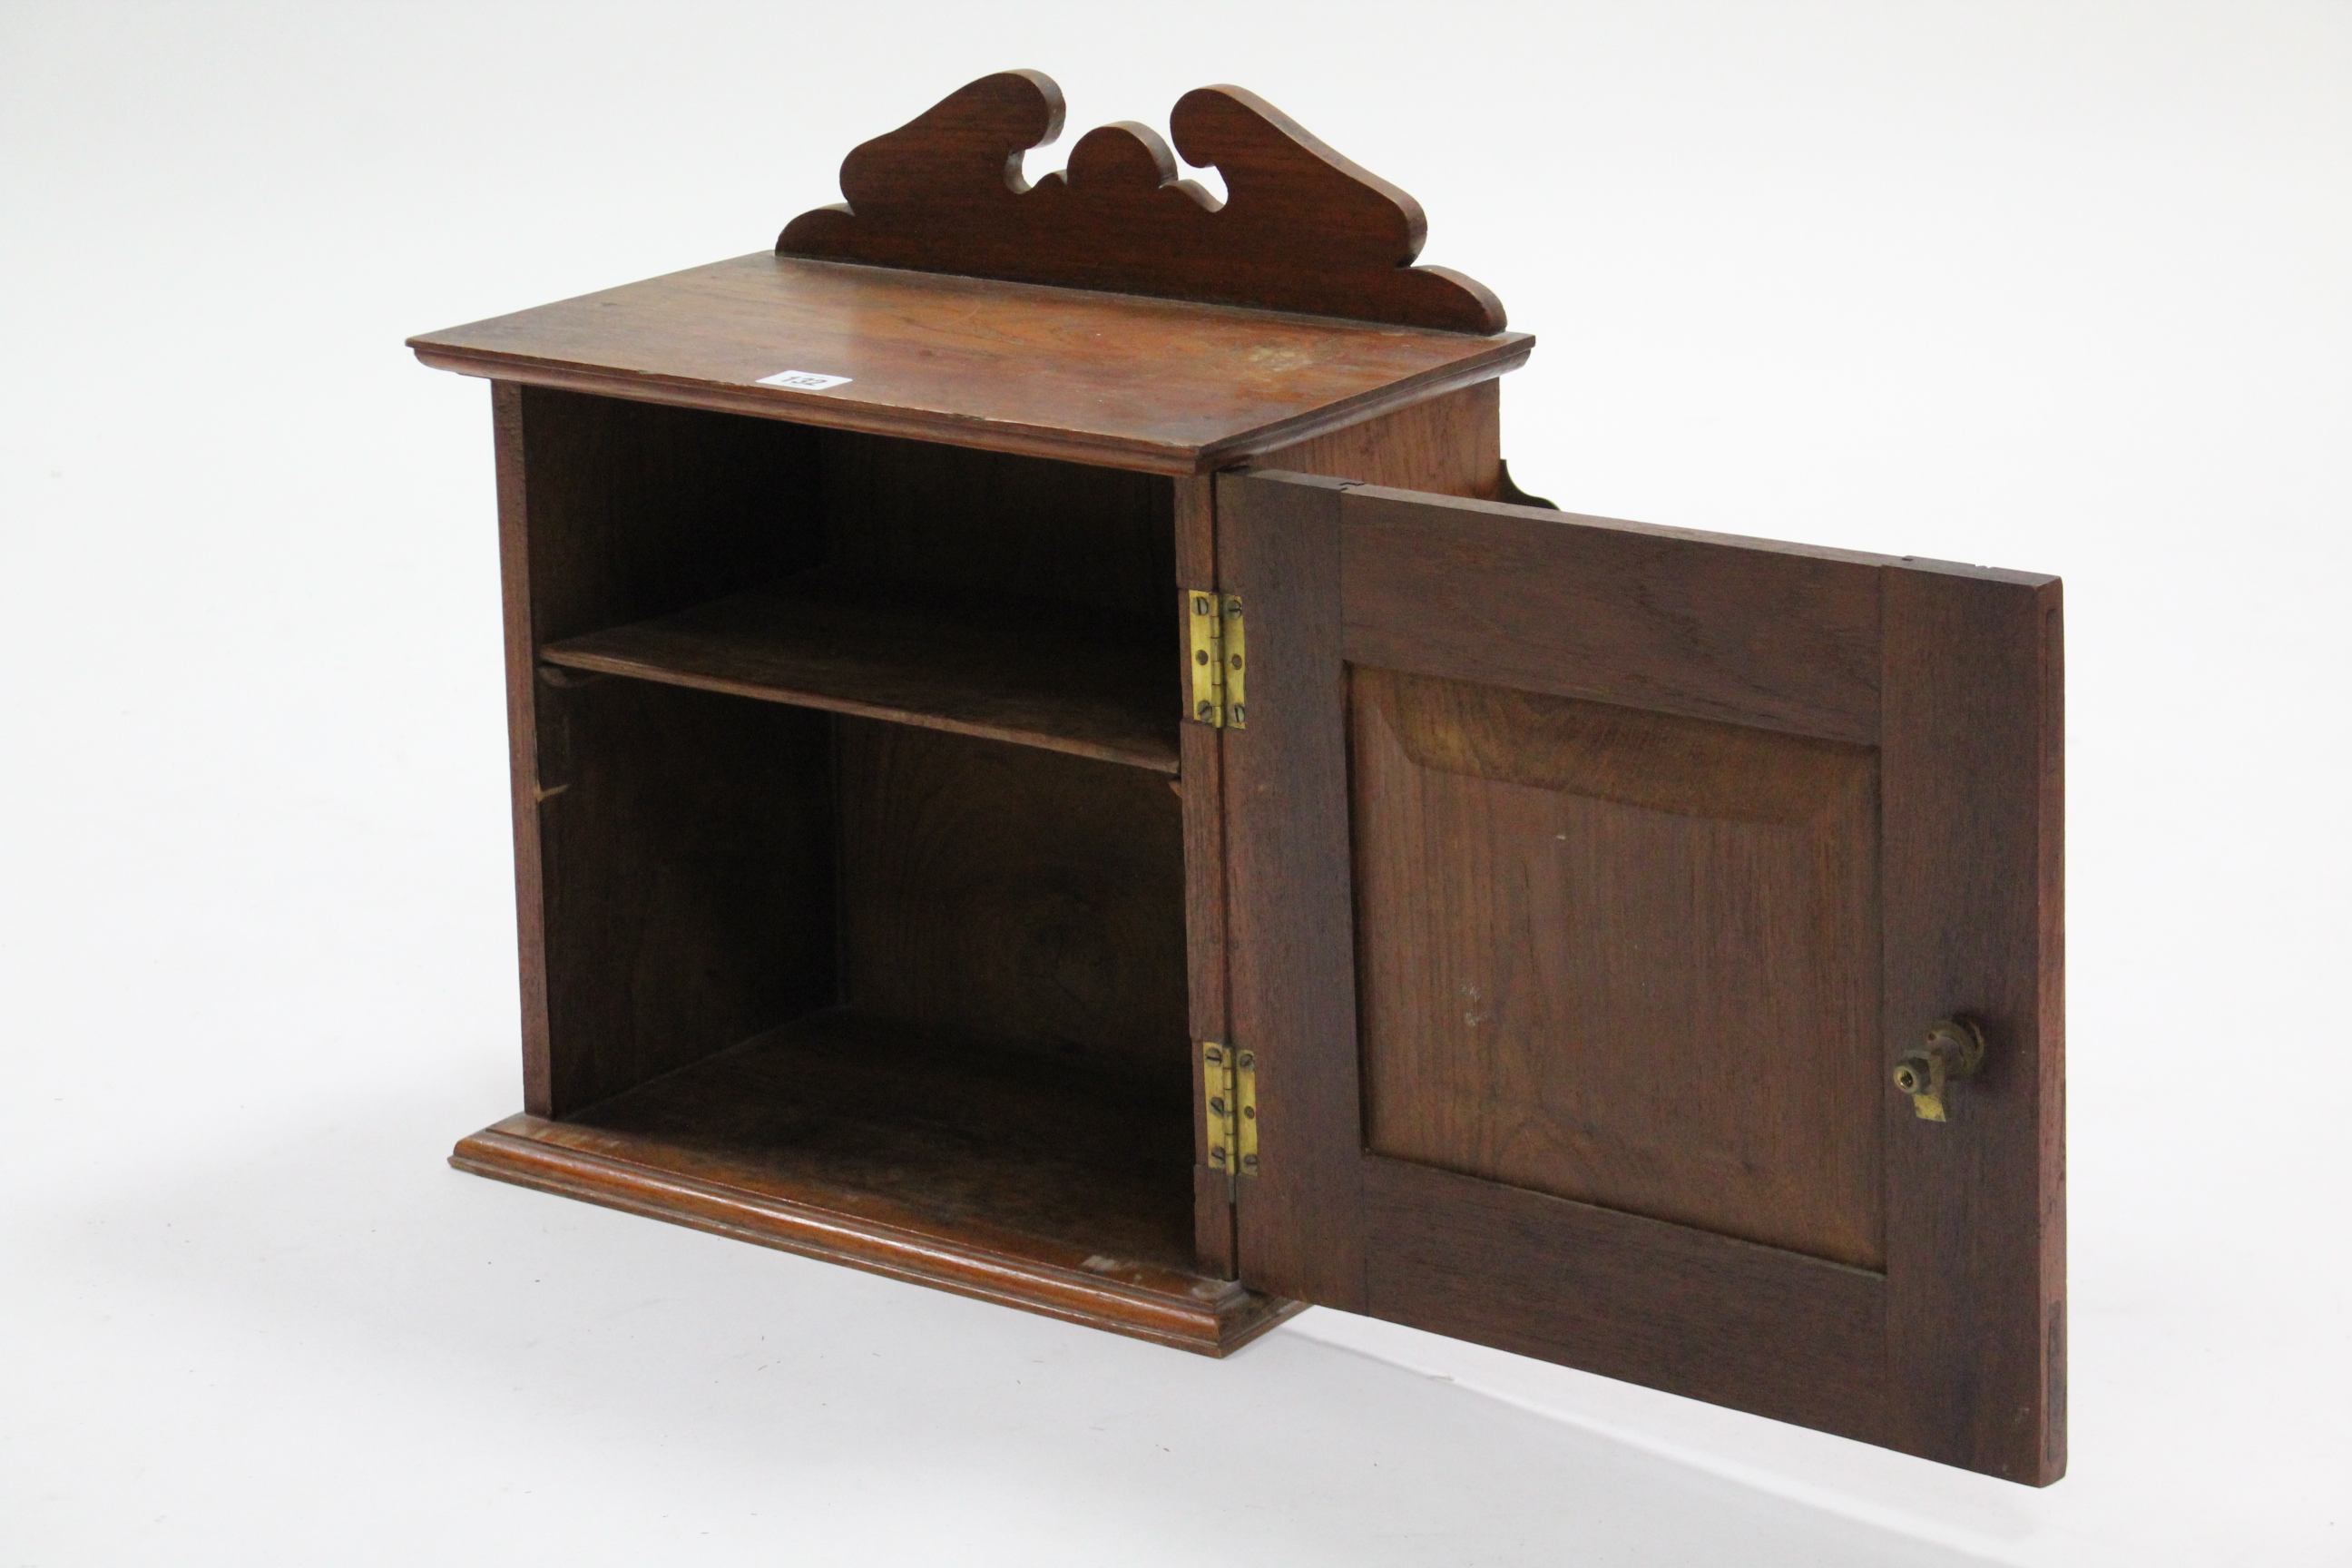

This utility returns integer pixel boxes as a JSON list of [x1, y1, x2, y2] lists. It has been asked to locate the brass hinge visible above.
[[1183, 589, 1248, 729], [1201, 1042, 1259, 1178]]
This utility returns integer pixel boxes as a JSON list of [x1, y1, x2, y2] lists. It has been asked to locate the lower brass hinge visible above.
[[1201, 1042, 1259, 1177], [1183, 589, 1248, 729]]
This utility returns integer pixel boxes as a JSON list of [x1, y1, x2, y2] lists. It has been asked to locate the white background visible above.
[[5, 3, 2347, 1563]]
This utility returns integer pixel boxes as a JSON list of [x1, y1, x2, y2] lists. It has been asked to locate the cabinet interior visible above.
[[523, 388, 1196, 1276]]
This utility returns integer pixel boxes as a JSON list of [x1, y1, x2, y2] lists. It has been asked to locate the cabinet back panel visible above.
[[1350, 666, 1885, 1269], [819, 430, 1176, 630], [837, 719, 1191, 1095]]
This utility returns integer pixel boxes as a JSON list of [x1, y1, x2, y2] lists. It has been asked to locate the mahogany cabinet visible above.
[[409, 71, 2064, 1485]]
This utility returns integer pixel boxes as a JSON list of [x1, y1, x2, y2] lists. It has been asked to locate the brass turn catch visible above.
[[1894, 1018, 1987, 1122]]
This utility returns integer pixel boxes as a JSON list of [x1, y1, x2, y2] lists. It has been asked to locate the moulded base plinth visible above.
[[450, 1107, 1298, 1357]]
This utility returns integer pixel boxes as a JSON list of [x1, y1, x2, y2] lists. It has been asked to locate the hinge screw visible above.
[[1229, 704, 1245, 723]]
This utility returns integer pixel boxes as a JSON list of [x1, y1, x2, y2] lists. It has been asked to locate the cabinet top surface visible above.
[[407, 253, 1532, 473]]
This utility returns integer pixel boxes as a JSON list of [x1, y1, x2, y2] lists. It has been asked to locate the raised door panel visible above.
[[1349, 667, 1884, 1270]]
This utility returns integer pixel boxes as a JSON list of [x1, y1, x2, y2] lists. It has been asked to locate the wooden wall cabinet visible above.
[[410, 72, 2064, 1485]]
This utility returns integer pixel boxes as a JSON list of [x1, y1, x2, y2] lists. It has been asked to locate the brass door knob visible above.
[[1894, 1018, 1986, 1122]]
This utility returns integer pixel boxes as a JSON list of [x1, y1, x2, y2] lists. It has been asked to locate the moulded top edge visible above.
[[407, 254, 1534, 472]]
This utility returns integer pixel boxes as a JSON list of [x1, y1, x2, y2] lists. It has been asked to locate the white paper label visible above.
[[755, 369, 853, 391]]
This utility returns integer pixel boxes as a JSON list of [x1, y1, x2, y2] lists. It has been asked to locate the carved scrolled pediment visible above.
[[779, 70, 1505, 334]]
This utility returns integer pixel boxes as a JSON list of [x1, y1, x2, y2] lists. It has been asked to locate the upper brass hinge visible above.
[[1183, 589, 1248, 729], [1201, 1041, 1259, 1178]]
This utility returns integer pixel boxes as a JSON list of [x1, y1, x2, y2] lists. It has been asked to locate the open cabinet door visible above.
[[1218, 471, 2063, 1484]]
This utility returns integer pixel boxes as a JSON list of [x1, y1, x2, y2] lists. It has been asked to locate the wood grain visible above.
[[1174, 475, 1239, 1279], [534, 678, 838, 1117], [837, 720, 1191, 1095], [1215, 470, 1367, 1309], [816, 429, 1175, 625], [491, 383, 551, 1112], [541, 567, 1180, 774], [1338, 484, 1884, 744], [1220, 471, 2063, 1482], [569, 1007, 1190, 1268], [1363, 1158, 1887, 1442], [508, 387, 825, 645], [1880, 563, 2065, 1484], [1211, 395, 1518, 1304], [1259, 380, 1503, 498], [501, 386, 836, 1117], [1350, 667, 1885, 1269], [410, 254, 1531, 475], [778, 71, 1505, 333], [449, 1009, 1302, 1356]]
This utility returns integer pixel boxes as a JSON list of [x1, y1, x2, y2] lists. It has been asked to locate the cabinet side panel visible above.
[[518, 388, 826, 641], [491, 383, 554, 1114], [537, 685, 837, 1114], [511, 387, 836, 1114], [1257, 381, 1501, 499]]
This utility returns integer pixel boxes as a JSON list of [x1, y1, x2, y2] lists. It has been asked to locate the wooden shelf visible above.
[[450, 1008, 1297, 1356], [541, 569, 1181, 774]]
